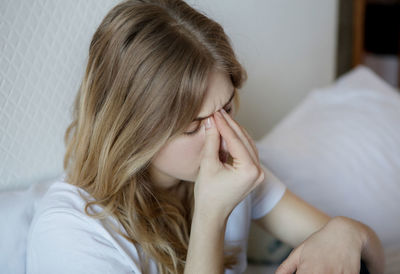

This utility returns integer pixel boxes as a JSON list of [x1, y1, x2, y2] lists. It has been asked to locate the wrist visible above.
[[186, 204, 228, 274], [192, 204, 229, 229], [329, 216, 365, 246], [330, 216, 385, 274], [194, 194, 233, 222]]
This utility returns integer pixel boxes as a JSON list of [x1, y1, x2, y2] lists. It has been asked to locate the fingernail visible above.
[[221, 109, 227, 115], [205, 117, 212, 129]]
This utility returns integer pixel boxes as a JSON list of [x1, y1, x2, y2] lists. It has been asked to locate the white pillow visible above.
[[0, 176, 58, 274], [255, 66, 400, 250]]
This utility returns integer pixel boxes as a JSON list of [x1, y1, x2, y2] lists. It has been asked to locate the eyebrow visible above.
[[193, 89, 235, 121]]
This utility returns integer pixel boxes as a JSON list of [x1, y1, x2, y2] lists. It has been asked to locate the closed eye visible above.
[[183, 105, 233, 136]]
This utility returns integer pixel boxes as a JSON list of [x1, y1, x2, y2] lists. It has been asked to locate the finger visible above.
[[236, 122, 260, 162], [201, 116, 221, 168], [275, 247, 300, 274], [219, 109, 258, 163], [221, 109, 259, 162], [220, 111, 265, 184], [213, 111, 254, 167], [219, 109, 259, 163]]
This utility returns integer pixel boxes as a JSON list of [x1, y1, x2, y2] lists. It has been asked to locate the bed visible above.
[[245, 66, 400, 274]]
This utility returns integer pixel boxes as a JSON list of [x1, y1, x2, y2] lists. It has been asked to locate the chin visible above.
[[180, 177, 196, 183], [179, 172, 198, 183]]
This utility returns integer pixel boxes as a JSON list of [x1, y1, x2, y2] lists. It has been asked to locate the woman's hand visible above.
[[275, 216, 385, 274], [194, 109, 265, 219]]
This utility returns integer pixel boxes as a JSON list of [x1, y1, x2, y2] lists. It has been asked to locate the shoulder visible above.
[[26, 179, 142, 274], [28, 179, 102, 234], [28, 179, 98, 235]]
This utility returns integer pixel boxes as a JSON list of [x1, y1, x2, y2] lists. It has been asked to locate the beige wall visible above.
[[186, 0, 339, 140]]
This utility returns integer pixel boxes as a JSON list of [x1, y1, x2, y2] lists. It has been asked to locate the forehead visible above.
[[197, 69, 234, 118]]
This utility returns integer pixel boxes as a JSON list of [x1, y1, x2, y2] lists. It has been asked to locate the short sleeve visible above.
[[250, 163, 287, 220], [26, 210, 139, 274]]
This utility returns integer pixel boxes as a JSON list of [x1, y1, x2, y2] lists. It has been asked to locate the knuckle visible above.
[[243, 164, 259, 180], [257, 168, 265, 183], [275, 264, 287, 274]]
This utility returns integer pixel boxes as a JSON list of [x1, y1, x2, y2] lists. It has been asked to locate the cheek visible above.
[[155, 131, 206, 168], [174, 132, 205, 162]]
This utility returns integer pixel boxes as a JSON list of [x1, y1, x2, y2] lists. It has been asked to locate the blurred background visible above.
[[186, 0, 400, 140], [186, 0, 339, 140], [337, 0, 399, 88]]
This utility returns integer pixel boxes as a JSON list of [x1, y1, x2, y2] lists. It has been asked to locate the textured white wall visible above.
[[0, 0, 338, 191], [186, 0, 339, 140], [0, 0, 120, 190]]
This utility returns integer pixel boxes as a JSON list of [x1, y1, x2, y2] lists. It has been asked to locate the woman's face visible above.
[[149, 69, 236, 189]]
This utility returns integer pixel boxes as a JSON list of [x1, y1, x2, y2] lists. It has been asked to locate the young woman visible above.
[[26, 0, 384, 273]]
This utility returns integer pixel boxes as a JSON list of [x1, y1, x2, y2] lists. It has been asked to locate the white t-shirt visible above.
[[26, 164, 287, 274]]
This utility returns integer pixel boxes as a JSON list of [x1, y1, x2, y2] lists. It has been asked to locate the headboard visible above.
[[0, 0, 119, 191]]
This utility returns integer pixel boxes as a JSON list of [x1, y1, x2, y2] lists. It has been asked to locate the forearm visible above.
[[255, 189, 332, 247], [184, 208, 228, 274]]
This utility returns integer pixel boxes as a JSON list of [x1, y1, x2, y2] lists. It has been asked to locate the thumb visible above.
[[201, 116, 220, 167], [275, 247, 301, 274]]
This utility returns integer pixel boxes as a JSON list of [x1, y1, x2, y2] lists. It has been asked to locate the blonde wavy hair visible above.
[[63, 0, 247, 273]]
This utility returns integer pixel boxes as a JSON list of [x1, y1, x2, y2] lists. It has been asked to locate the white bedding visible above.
[[0, 177, 55, 273], [253, 66, 400, 273]]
